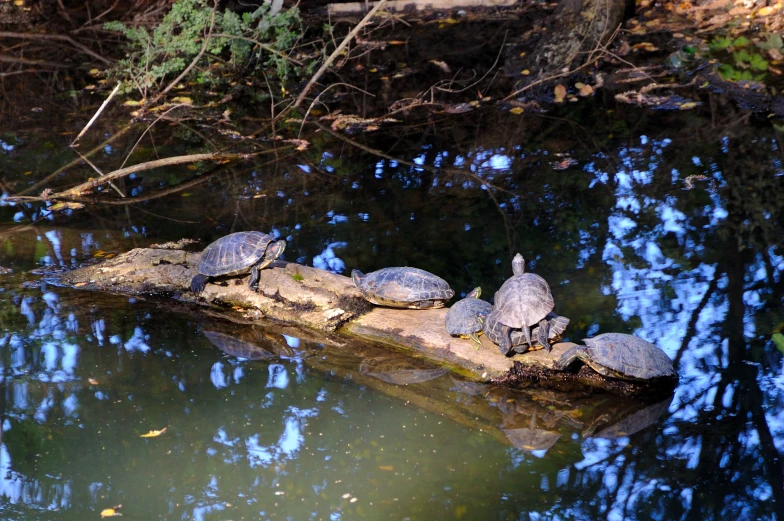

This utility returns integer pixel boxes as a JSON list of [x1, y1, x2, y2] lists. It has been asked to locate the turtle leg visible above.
[[468, 332, 482, 349], [554, 345, 588, 370], [537, 318, 551, 352], [410, 300, 438, 309], [248, 265, 261, 291], [498, 328, 513, 357], [521, 325, 535, 352], [190, 274, 210, 294]]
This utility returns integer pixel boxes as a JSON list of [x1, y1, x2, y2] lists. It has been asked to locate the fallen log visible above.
[[56, 246, 675, 396]]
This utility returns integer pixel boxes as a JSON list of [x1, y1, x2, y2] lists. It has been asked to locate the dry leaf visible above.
[[100, 505, 122, 517], [579, 84, 594, 97], [88, 378, 99, 385], [379, 465, 394, 471], [74, 282, 88, 287], [757, 6, 776, 15], [632, 42, 659, 52], [510, 107, 524, 115], [554, 84, 567, 103], [428, 60, 451, 73], [678, 102, 698, 110], [140, 427, 167, 438]]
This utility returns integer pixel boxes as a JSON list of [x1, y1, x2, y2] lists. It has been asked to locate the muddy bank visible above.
[[56, 246, 676, 396]]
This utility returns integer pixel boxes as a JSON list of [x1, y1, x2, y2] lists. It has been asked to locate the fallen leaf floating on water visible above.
[[579, 84, 594, 97], [632, 42, 660, 52], [88, 378, 99, 385], [140, 427, 167, 438], [100, 505, 122, 517], [554, 84, 567, 103]]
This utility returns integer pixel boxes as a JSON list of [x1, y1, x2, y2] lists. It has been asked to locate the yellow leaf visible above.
[[171, 96, 193, 105], [24, 171, 32, 175], [678, 102, 698, 110], [554, 84, 567, 103], [14, 0, 24, 6], [521, 70, 530, 76], [140, 427, 167, 438], [100, 507, 122, 517], [510, 107, 524, 115], [632, 42, 659, 52], [379, 465, 394, 471], [89, 69, 101, 77], [123, 100, 141, 106], [757, 6, 775, 15], [579, 84, 594, 96], [74, 282, 88, 287]]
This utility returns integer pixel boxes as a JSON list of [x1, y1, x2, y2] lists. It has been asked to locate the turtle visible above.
[[484, 311, 569, 356], [488, 253, 556, 352], [190, 231, 286, 294], [554, 332, 677, 380], [351, 267, 454, 309], [445, 287, 493, 345], [359, 356, 449, 385]]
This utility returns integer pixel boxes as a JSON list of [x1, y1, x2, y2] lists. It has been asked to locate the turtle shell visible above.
[[197, 231, 276, 277], [352, 267, 454, 308], [582, 333, 676, 379], [445, 295, 492, 336], [493, 271, 554, 329]]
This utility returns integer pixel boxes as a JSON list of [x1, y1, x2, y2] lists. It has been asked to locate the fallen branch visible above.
[[0, 31, 112, 65]]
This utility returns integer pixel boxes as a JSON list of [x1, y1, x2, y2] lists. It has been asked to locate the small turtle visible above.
[[555, 333, 676, 380], [351, 267, 454, 309], [491, 253, 555, 352], [190, 231, 286, 294], [484, 311, 569, 356], [445, 287, 493, 345]]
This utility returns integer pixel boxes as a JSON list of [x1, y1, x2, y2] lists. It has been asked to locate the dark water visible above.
[[1, 101, 783, 520]]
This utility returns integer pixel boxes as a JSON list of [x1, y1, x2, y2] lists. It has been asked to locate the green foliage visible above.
[[105, 0, 307, 96], [709, 33, 772, 82]]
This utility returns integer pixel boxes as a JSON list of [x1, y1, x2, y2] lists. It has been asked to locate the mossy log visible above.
[[56, 247, 674, 395]]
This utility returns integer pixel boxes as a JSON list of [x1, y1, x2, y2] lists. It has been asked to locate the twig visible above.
[[0, 54, 70, 68], [299, 82, 375, 138], [72, 82, 122, 147], [0, 31, 112, 65], [294, 0, 388, 109], [72, 148, 126, 197], [119, 103, 192, 170], [211, 33, 304, 66]]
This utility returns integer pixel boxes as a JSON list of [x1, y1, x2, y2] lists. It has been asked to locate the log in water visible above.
[[57, 247, 675, 396]]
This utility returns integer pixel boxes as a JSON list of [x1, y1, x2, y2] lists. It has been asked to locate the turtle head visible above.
[[467, 286, 481, 299], [512, 253, 525, 276], [259, 240, 286, 269], [351, 269, 365, 289]]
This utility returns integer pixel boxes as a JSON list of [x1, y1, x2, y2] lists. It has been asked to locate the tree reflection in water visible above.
[[0, 105, 782, 520]]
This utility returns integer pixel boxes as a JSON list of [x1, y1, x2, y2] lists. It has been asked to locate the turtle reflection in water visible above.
[[203, 330, 294, 360], [555, 333, 676, 380], [359, 356, 449, 385], [588, 396, 673, 439], [351, 267, 454, 309], [503, 413, 561, 453], [191, 231, 286, 294]]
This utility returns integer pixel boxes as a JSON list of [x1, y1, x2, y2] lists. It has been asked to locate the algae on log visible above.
[[56, 247, 675, 395]]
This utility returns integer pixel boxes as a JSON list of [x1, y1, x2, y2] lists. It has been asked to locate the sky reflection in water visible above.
[[0, 118, 783, 520]]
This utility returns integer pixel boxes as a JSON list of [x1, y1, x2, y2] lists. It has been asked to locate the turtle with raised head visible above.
[[351, 267, 454, 309], [554, 332, 676, 380], [489, 253, 555, 352], [190, 231, 286, 294], [484, 311, 569, 356], [445, 287, 493, 345]]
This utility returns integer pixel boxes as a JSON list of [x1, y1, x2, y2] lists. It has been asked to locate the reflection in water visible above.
[[1, 108, 783, 520], [358, 355, 449, 385]]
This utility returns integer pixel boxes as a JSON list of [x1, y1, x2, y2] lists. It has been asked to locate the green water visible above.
[[1, 101, 783, 520]]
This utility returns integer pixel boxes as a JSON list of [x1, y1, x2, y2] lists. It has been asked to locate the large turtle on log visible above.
[[190, 231, 286, 294], [555, 333, 677, 380], [351, 267, 454, 309], [487, 253, 556, 353]]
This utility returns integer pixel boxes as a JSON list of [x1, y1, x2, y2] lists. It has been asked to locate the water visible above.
[[1, 102, 783, 520]]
